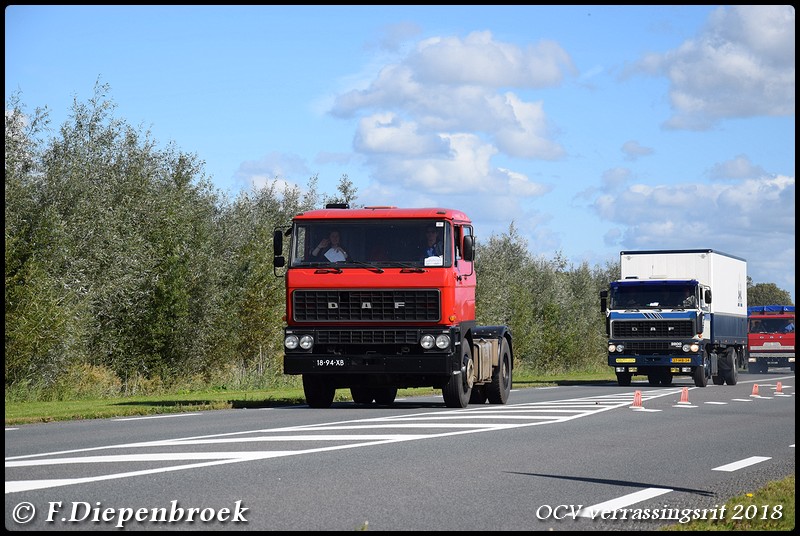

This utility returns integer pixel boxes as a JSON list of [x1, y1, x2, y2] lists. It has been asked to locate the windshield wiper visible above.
[[344, 260, 385, 273], [314, 267, 343, 274]]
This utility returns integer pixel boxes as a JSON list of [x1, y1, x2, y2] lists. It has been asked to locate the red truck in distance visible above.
[[746, 305, 795, 373]]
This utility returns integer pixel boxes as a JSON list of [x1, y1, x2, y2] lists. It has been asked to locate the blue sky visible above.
[[5, 5, 795, 301]]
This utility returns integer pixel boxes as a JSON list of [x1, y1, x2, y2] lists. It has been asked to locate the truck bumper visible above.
[[748, 352, 795, 367], [284, 353, 456, 375], [608, 354, 703, 372]]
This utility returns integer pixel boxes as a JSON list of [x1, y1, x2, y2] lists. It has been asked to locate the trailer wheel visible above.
[[487, 339, 512, 404], [350, 386, 374, 404], [373, 386, 397, 406], [693, 353, 709, 387], [616, 371, 632, 386], [722, 348, 738, 385], [442, 345, 473, 408], [303, 375, 336, 408]]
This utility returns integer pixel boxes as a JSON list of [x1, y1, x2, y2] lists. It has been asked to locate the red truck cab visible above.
[[746, 305, 795, 373], [273, 205, 513, 408]]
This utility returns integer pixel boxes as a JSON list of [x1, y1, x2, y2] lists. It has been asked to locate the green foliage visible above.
[[746, 277, 793, 306]]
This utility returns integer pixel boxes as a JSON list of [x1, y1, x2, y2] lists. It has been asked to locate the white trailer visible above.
[[602, 249, 747, 387]]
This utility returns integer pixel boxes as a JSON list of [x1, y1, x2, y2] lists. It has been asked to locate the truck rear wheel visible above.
[[487, 339, 512, 404], [303, 375, 336, 408], [722, 348, 738, 385], [442, 345, 473, 408]]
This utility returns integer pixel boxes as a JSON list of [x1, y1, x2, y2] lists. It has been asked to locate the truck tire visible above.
[[722, 348, 738, 385], [350, 386, 374, 404], [303, 375, 336, 408], [693, 353, 709, 387], [373, 386, 397, 405], [442, 345, 473, 408], [486, 339, 512, 404], [616, 371, 632, 386]]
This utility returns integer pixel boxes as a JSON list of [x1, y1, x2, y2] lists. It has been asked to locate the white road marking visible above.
[[712, 456, 772, 472], [576, 488, 673, 518]]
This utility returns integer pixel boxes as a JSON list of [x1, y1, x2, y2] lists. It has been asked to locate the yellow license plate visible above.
[[615, 358, 636, 363], [671, 358, 691, 363]]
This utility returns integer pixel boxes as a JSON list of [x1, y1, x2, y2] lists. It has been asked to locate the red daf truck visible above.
[[272, 205, 513, 408], [746, 305, 795, 373]]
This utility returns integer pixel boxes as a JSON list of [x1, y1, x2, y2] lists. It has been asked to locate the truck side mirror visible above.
[[462, 235, 475, 262], [704, 289, 712, 304], [273, 230, 285, 269], [600, 290, 608, 313]]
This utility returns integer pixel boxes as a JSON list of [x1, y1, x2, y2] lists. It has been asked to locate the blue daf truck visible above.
[[600, 249, 747, 387]]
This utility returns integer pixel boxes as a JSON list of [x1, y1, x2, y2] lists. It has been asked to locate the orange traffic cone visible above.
[[776, 381, 783, 394], [750, 384, 759, 397], [630, 390, 643, 409], [678, 387, 690, 404]]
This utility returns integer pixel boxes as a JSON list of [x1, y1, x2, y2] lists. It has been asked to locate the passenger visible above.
[[421, 226, 443, 258]]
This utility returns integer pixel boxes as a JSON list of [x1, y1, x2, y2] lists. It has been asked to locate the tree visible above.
[[747, 277, 793, 306]]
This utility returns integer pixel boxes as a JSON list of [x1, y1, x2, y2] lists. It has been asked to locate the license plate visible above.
[[671, 358, 692, 363], [315, 359, 345, 367]]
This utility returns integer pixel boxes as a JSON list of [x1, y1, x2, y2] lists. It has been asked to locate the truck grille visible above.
[[611, 320, 695, 338], [293, 290, 440, 322], [316, 329, 421, 344]]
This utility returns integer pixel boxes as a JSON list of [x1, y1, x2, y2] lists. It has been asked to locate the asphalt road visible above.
[[5, 371, 795, 531]]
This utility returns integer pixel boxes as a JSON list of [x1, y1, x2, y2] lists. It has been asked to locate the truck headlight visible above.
[[435, 334, 451, 349], [608, 343, 624, 352], [420, 334, 435, 349], [299, 335, 314, 350], [682, 343, 699, 353], [285, 334, 299, 349]]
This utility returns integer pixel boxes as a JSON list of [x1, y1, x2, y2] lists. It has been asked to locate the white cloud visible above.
[[621, 140, 654, 160], [706, 154, 767, 181], [591, 174, 795, 292], [628, 5, 795, 130]]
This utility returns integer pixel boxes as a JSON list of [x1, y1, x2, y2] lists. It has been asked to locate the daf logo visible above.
[[328, 302, 338, 309], [395, 302, 405, 308], [362, 302, 372, 309]]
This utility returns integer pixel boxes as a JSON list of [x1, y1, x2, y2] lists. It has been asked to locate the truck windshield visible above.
[[749, 318, 795, 334], [289, 220, 452, 268], [610, 284, 698, 309]]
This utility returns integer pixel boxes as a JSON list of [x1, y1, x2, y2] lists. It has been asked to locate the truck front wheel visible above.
[[616, 371, 632, 386], [303, 375, 336, 408], [350, 386, 374, 404], [693, 353, 709, 387], [373, 386, 398, 405], [443, 345, 473, 408]]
